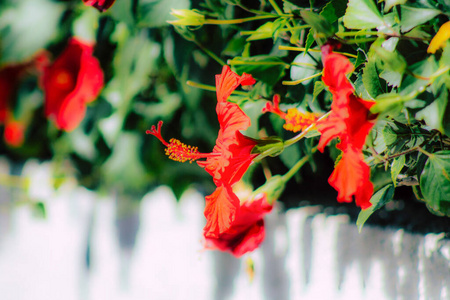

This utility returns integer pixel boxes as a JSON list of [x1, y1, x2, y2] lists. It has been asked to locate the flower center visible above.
[[165, 138, 203, 163], [283, 109, 318, 133], [52, 69, 75, 91]]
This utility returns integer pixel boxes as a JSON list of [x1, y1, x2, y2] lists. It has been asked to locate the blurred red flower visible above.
[[42, 38, 104, 131], [82, 0, 116, 12], [205, 193, 273, 257], [4, 120, 25, 147], [0, 53, 46, 147], [148, 66, 258, 238], [316, 47, 376, 209]]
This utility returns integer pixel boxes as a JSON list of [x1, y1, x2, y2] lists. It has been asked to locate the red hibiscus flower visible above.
[[82, 0, 116, 12], [262, 94, 319, 133], [42, 38, 104, 131], [0, 65, 26, 147], [4, 120, 25, 147], [148, 66, 258, 237], [205, 193, 273, 257], [316, 46, 376, 209], [0, 52, 48, 147]]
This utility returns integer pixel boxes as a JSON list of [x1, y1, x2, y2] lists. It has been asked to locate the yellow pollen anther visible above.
[[283, 109, 318, 133], [165, 138, 201, 163]]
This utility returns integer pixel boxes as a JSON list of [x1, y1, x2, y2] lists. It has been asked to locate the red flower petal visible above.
[[82, 0, 116, 12], [322, 53, 354, 97], [149, 66, 258, 238], [4, 120, 25, 147], [203, 185, 240, 238], [43, 38, 104, 131], [317, 49, 376, 208], [205, 193, 273, 257], [328, 146, 373, 209], [215, 65, 255, 103], [198, 102, 257, 185]]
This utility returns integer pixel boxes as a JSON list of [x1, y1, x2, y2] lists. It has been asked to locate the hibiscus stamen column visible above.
[[146, 121, 216, 163]]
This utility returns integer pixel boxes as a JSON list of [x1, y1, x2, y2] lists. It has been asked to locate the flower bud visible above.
[[168, 9, 205, 26]]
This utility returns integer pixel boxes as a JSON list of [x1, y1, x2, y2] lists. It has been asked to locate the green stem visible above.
[[279, 25, 311, 31], [279, 45, 321, 53], [192, 40, 226, 66], [417, 146, 433, 157], [336, 31, 380, 37], [281, 147, 318, 183], [379, 131, 440, 163], [282, 72, 322, 85], [186, 80, 248, 96], [284, 111, 331, 147], [278, 45, 358, 58], [229, 60, 290, 68], [240, 25, 310, 36], [268, 0, 284, 15], [430, 66, 450, 80], [344, 37, 378, 44], [290, 62, 318, 69], [204, 14, 281, 25]]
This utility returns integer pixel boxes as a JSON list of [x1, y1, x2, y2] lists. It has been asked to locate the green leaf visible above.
[[305, 29, 316, 52], [416, 88, 448, 133], [343, 0, 384, 29], [321, 0, 348, 23], [290, 51, 320, 85], [373, 44, 406, 88], [222, 34, 247, 56], [391, 155, 405, 187], [404, 27, 432, 40], [283, 1, 301, 13], [380, 69, 403, 87], [440, 41, 450, 68], [401, 57, 438, 95], [101, 26, 160, 145], [375, 46, 406, 73], [371, 122, 387, 154], [138, 0, 190, 27], [313, 80, 325, 101], [382, 123, 398, 146], [420, 151, 450, 217], [400, 5, 440, 33], [0, 0, 64, 63], [355, 49, 367, 69], [371, 93, 404, 114], [110, 0, 135, 26], [32, 202, 47, 219], [304, 0, 346, 48], [229, 55, 287, 86], [300, 10, 334, 39], [357, 184, 395, 232], [362, 60, 385, 99], [384, 0, 407, 12]]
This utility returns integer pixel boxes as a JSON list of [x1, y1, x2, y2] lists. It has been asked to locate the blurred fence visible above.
[[0, 160, 449, 300]]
